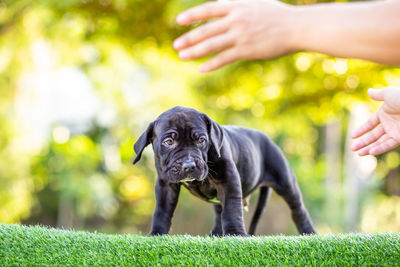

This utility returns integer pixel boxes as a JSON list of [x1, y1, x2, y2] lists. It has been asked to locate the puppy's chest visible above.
[[181, 179, 250, 210], [181, 179, 220, 204]]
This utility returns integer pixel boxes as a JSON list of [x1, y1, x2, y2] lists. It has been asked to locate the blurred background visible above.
[[1, 0, 400, 236]]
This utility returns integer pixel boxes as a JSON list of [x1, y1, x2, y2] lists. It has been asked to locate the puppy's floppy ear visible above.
[[133, 122, 154, 164], [203, 114, 224, 158]]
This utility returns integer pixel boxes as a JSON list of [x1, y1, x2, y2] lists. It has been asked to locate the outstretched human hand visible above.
[[173, 0, 295, 72], [173, 0, 400, 72], [351, 87, 400, 156]]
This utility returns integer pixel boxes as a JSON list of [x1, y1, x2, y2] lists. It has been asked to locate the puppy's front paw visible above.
[[224, 230, 248, 237], [208, 231, 223, 237], [147, 231, 166, 236]]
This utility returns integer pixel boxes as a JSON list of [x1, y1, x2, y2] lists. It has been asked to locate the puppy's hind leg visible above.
[[248, 186, 271, 235], [274, 168, 316, 235], [209, 204, 223, 236]]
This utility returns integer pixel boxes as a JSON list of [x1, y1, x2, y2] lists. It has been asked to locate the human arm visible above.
[[173, 0, 400, 72]]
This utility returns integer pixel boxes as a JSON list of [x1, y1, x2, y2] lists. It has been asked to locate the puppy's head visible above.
[[133, 106, 223, 183]]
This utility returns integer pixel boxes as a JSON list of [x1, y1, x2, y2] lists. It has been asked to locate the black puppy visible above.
[[133, 106, 316, 236]]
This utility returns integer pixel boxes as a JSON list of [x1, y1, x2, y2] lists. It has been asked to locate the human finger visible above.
[[357, 134, 391, 156], [176, 1, 232, 25], [178, 32, 234, 60], [199, 47, 239, 72], [351, 111, 380, 139], [174, 18, 230, 50], [351, 124, 384, 151], [368, 88, 385, 101], [369, 137, 399, 155]]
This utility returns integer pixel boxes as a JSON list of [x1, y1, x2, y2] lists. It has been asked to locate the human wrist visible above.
[[284, 4, 310, 53], [288, 2, 345, 54]]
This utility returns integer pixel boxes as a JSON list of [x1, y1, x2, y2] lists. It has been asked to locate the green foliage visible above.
[[1, 223, 400, 266]]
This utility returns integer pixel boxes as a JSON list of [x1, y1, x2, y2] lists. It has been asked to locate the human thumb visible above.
[[367, 88, 385, 101]]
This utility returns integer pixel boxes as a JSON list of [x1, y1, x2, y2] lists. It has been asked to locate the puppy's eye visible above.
[[162, 138, 174, 147], [198, 136, 206, 144]]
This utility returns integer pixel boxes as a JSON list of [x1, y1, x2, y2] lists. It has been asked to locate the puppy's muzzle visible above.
[[167, 156, 207, 183], [182, 160, 196, 174], [180, 160, 197, 182], [177, 158, 207, 183]]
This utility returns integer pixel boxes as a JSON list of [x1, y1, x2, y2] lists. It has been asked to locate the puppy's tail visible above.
[[248, 186, 271, 236]]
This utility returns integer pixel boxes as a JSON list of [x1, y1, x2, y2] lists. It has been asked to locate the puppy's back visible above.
[[222, 125, 288, 175]]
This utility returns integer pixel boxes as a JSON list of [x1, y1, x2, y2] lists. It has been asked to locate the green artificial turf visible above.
[[0, 223, 399, 266]]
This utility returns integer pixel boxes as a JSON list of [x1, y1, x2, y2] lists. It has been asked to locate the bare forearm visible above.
[[292, 0, 400, 64], [174, 0, 400, 72]]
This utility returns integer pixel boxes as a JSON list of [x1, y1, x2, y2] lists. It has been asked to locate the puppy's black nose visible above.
[[182, 161, 196, 173]]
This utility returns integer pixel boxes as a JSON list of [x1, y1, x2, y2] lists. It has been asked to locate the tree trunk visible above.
[[325, 120, 341, 228], [344, 104, 376, 232], [57, 193, 74, 229]]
